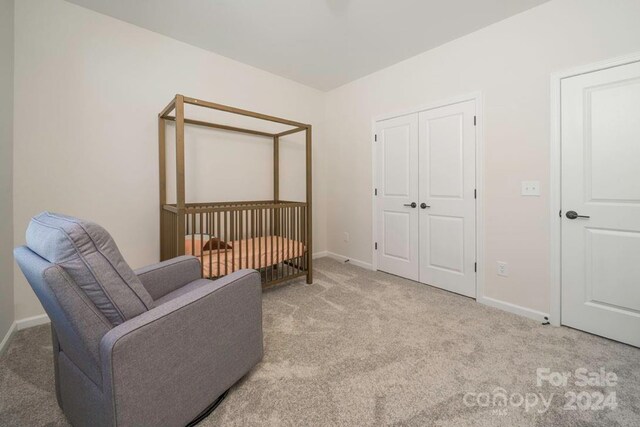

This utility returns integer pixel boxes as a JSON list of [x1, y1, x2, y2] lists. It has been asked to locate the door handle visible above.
[[404, 202, 417, 208], [420, 203, 430, 209], [565, 210, 590, 219]]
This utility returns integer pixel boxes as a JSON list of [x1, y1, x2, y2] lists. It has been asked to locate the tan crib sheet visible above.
[[185, 235, 305, 277]]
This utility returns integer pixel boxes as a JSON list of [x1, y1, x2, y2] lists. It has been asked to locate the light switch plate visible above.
[[521, 181, 540, 196]]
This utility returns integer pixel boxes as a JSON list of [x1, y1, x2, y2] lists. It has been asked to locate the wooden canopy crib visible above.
[[158, 95, 312, 287]]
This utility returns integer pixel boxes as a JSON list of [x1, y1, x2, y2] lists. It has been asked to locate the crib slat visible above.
[[292, 206, 297, 273], [245, 209, 249, 270], [225, 210, 229, 276], [256, 208, 260, 273], [251, 209, 256, 269], [267, 208, 271, 283], [295, 205, 299, 271], [277, 208, 284, 279], [284, 205, 288, 277], [298, 205, 302, 270], [285, 205, 288, 278], [262, 208, 265, 273], [292, 206, 296, 271], [269, 208, 275, 282], [273, 206, 277, 281], [199, 212, 203, 277], [284, 205, 287, 278], [302, 206, 305, 270], [189, 213, 193, 256], [209, 212, 213, 278], [288, 206, 291, 275], [232, 211, 242, 271], [216, 211, 221, 278], [305, 205, 308, 272]]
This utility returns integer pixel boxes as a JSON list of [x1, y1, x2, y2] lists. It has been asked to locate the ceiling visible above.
[[65, 0, 550, 91]]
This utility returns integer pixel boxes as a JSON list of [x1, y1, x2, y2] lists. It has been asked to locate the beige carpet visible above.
[[1, 258, 639, 426]]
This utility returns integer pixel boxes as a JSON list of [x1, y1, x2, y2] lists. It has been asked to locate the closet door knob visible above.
[[404, 202, 417, 208], [565, 210, 590, 219], [420, 203, 430, 209]]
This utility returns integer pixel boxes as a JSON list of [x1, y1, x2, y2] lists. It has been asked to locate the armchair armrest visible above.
[[134, 255, 201, 300], [100, 270, 263, 427]]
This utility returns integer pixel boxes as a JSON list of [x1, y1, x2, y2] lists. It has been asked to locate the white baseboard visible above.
[[315, 251, 547, 324], [312, 250, 328, 259], [323, 251, 374, 271], [300, 250, 375, 270], [477, 296, 549, 323], [1, 314, 50, 355], [0, 321, 17, 355], [16, 313, 50, 331]]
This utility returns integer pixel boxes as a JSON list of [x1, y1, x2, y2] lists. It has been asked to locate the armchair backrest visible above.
[[25, 212, 154, 324], [14, 212, 155, 386]]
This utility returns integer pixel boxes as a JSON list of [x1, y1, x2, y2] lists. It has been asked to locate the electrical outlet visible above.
[[343, 232, 350, 243], [497, 261, 508, 277], [521, 181, 540, 196]]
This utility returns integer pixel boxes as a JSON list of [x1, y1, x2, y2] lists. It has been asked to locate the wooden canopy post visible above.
[[175, 95, 186, 255], [273, 135, 279, 202], [273, 135, 280, 236], [158, 116, 166, 259], [306, 126, 313, 284]]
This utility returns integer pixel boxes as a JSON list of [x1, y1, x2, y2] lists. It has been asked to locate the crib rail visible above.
[[161, 200, 308, 287]]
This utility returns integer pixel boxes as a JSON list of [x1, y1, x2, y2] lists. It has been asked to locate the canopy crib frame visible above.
[[158, 94, 312, 287]]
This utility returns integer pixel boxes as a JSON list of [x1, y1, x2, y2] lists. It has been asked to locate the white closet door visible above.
[[561, 60, 640, 347], [375, 114, 420, 281], [418, 100, 476, 297]]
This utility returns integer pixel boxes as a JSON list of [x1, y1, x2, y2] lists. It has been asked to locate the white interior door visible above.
[[418, 101, 476, 297], [561, 60, 640, 347], [375, 114, 420, 281]]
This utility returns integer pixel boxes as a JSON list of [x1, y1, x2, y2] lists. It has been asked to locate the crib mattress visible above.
[[186, 235, 305, 278]]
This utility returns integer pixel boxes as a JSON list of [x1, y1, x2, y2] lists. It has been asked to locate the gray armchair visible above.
[[14, 212, 263, 427]]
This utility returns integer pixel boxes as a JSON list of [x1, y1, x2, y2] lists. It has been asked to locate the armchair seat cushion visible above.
[[154, 278, 213, 306]]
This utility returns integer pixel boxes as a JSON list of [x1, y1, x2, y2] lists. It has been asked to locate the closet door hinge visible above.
[[473, 116, 477, 126], [374, 134, 377, 142], [474, 189, 477, 199], [374, 188, 377, 196], [474, 262, 477, 273], [375, 242, 378, 250]]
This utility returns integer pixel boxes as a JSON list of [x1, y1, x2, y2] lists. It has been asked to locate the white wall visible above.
[[324, 0, 640, 315], [0, 0, 15, 343], [12, 0, 640, 324], [13, 0, 327, 320]]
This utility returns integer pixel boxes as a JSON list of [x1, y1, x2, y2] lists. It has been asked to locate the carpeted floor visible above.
[[1, 258, 639, 426]]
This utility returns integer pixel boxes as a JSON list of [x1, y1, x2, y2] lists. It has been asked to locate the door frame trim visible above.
[[549, 52, 640, 327], [371, 91, 484, 299]]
